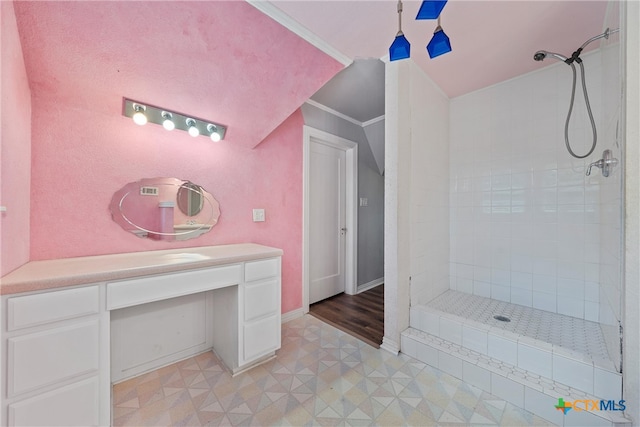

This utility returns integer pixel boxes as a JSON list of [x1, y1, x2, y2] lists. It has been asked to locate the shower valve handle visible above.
[[586, 149, 618, 177], [586, 159, 604, 176]]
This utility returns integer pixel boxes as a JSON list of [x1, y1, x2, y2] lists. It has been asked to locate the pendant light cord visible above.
[[564, 61, 598, 159], [397, 0, 403, 35]]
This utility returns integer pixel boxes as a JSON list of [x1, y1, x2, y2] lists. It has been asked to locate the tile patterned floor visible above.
[[113, 315, 556, 426]]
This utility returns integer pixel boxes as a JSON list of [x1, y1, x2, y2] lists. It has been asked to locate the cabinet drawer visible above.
[[243, 314, 279, 361], [244, 279, 279, 322], [107, 264, 242, 310], [244, 258, 279, 282], [8, 376, 99, 426], [8, 320, 99, 397], [7, 286, 99, 331]]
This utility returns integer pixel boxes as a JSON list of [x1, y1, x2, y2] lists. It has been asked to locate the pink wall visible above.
[[9, 0, 344, 313], [1, 1, 31, 276], [29, 97, 304, 313]]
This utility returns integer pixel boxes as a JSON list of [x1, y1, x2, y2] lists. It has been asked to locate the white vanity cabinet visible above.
[[108, 258, 282, 379], [1, 285, 108, 426], [0, 244, 283, 427], [240, 258, 281, 365]]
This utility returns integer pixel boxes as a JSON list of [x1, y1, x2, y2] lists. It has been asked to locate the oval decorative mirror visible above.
[[110, 177, 220, 241]]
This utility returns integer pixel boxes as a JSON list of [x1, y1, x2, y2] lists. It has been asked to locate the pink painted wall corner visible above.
[[1, 1, 31, 276]]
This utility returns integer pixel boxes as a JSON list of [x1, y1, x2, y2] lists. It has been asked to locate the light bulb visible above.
[[132, 105, 147, 125], [162, 112, 175, 131], [207, 124, 221, 142], [186, 119, 199, 137]]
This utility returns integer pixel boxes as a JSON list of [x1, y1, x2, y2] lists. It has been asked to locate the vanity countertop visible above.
[[0, 243, 283, 295]]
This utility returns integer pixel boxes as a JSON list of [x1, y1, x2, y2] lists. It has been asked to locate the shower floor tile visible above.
[[425, 290, 611, 364]]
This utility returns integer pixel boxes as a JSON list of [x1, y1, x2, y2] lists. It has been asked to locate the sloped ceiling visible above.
[[269, 0, 609, 98], [310, 58, 385, 123], [13, 1, 610, 150], [13, 1, 344, 149]]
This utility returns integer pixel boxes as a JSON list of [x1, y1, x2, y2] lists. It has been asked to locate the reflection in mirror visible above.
[[110, 178, 220, 241], [177, 182, 204, 216]]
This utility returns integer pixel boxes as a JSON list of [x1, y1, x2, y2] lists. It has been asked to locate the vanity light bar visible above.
[[122, 98, 227, 141]]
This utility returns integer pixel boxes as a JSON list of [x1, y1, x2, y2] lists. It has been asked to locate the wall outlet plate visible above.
[[252, 209, 265, 222]]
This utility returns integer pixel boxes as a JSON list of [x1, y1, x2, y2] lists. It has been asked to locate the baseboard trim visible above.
[[357, 278, 383, 294], [281, 308, 305, 323], [380, 336, 400, 355]]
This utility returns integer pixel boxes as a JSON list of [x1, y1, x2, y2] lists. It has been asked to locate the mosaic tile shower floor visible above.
[[426, 290, 609, 361], [113, 315, 555, 426]]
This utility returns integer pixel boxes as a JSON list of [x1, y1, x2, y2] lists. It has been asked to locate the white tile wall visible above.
[[594, 367, 622, 401], [597, 10, 623, 372], [462, 325, 488, 354], [462, 361, 491, 391], [518, 343, 552, 378], [491, 373, 525, 408], [438, 351, 463, 378], [488, 334, 518, 366], [410, 61, 450, 306], [552, 353, 594, 394], [450, 50, 608, 321], [523, 388, 565, 426], [403, 327, 623, 426], [439, 317, 462, 345]]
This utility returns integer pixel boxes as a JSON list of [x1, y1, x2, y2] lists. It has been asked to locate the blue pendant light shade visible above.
[[390, 33, 411, 61], [416, 0, 447, 19], [389, 0, 410, 61], [427, 17, 452, 58]]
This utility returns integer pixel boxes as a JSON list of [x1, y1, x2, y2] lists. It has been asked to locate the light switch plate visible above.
[[253, 209, 265, 222]]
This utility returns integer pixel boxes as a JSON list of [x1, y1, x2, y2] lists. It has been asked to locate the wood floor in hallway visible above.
[[309, 284, 384, 348]]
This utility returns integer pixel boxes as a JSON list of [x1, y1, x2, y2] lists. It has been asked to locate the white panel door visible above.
[[309, 139, 346, 304]]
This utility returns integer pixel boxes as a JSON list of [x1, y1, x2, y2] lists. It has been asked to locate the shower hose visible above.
[[564, 60, 598, 159]]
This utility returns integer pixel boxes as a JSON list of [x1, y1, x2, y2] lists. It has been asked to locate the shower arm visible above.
[[580, 27, 619, 51], [567, 28, 620, 65]]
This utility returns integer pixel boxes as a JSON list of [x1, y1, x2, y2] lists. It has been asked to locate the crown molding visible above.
[[247, 1, 353, 67], [362, 115, 385, 127], [305, 99, 385, 128], [305, 99, 362, 126]]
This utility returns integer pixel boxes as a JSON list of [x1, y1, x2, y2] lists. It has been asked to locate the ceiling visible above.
[[12, 1, 610, 147], [13, 1, 344, 149], [270, 0, 608, 99], [270, 0, 608, 121], [310, 59, 386, 123]]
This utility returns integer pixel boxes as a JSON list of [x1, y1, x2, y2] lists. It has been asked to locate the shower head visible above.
[[533, 50, 569, 63]]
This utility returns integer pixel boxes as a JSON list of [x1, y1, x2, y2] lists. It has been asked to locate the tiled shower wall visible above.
[[409, 62, 450, 306], [449, 50, 605, 321], [598, 0, 623, 371]]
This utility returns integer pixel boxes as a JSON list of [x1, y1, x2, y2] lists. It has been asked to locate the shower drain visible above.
[[493, 315, 511, 322]]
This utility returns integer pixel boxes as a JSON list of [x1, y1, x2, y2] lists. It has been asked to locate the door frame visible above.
[[303, 125, 358, 314]]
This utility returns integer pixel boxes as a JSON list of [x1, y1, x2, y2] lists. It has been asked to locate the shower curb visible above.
[[402, 327, 632, 426]]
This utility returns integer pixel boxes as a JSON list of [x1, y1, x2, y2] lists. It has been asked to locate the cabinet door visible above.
[[243, 314, 279, 362], [7, 286, 99, 331], [8, 377, 99, 426], [244, 279, 279, 322], [244, 258, 279, 282], [8, 320, 99, 397]]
